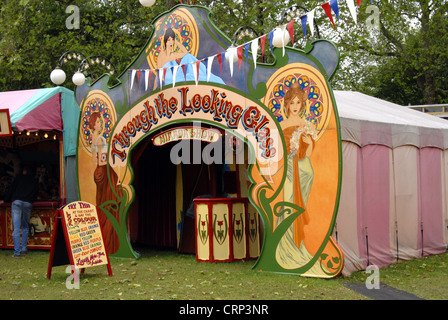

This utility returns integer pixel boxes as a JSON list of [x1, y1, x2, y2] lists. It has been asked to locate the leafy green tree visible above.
[[1, 0, 448, 106], [328, 0, 448, 105], [0, 0, 168, 91]]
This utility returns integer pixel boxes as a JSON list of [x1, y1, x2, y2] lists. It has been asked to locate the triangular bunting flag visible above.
[[356, 0, 361, 6], [148, 70, 153, 91], [287, 20, 295, 46], [159, 68, 164, 89], [163, 67, 168, 85], [153, 70, 158, 90], [260, 34, 267, 62], [251, 39, 258, 69], [203, 57, 208, 81], [221, 52, 225, 67], [346, 0, 357, 24], [192, 61, 198, 85], [300, 14, 308, 37], [330, 0, 339, 20], [245, 43, 250, 65], [181, 64, 187, 81], [321, 2, 336, 29], [144, 69, 149, 91], [172, 65, 178, 87], [217, 52, 223, 73], [227, 48, 235, 77], [195, 60, 200, 85], [130, 69, 136, 90], [309, 9, 316, 36], [268, 30, 274, 54], [137, 70, 141, 83], [237, 45, 243, 70], [207, 55, 214, 81], [281, 25, 286, 56]]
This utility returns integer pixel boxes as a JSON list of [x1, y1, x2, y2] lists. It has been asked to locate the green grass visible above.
[[1, 246, 447, 300]]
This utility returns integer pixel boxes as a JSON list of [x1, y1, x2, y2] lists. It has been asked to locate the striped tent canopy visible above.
[[334, 91, 448, 275], [0, 87, 79, 157]]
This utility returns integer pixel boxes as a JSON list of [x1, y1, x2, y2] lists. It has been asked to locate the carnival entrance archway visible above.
[[75, 4, 344, 278], [128, 124, 240, 254]]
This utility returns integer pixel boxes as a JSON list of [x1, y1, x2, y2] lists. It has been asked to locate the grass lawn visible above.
[[1, 246, 447, 301]]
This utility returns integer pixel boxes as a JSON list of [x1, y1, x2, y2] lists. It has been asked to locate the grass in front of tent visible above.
[[0, 247, 447, 300], [346, 251, 448, 300]]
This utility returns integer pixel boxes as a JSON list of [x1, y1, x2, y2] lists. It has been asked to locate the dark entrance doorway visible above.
[[128, 125, 230, 253], [130, 140, 178, 250]]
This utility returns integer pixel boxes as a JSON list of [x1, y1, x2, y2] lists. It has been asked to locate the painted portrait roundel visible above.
[[262, 63, 332, 142], [80, 90, 117, 155], [146, 7, 199, 70]]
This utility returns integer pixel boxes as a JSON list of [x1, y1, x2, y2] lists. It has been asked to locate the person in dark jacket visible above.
[[0, 165, 38, 257]]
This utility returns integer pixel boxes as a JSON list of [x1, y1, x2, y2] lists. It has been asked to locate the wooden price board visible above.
[[47, 201, 112, 279]]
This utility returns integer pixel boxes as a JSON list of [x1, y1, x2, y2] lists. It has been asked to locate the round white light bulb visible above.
[[225, 46, 238, 63], [50, 67, 66, 85], [139, 0, 156, 7], [72, 71, 86, 86], [272, 27, 290, 48]]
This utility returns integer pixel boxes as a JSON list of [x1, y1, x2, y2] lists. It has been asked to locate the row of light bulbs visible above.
[[50, 60, 115, 86], [15, 131, 58, 140]]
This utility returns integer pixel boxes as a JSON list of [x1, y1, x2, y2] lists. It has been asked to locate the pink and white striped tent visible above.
[[333, 91, 448, 275], [0, 87, 79, 156]]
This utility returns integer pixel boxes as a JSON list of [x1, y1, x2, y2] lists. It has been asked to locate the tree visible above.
[[0, 0, 169, 91], [2, 0, 448, 106], [328, 0, 448, 105]]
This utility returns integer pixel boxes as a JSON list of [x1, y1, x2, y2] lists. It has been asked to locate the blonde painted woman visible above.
[[276, 82, 318, 270]]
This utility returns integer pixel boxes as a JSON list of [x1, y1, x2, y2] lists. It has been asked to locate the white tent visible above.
[[333, 91, 448, 275]]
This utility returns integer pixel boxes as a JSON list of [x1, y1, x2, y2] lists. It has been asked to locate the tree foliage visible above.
[[328, 0, 448, 105], [0, 0, 167, 91], [1, 0, 448, 105]]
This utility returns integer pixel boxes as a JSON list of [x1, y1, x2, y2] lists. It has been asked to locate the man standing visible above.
[[0, 165, 38, 257]]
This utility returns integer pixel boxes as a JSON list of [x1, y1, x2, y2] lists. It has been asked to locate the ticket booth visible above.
[[0, 87, 79, 250]]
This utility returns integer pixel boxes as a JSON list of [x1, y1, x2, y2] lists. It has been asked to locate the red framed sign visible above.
[[47, 201, 112, 279], [0, 109, 13, 137]]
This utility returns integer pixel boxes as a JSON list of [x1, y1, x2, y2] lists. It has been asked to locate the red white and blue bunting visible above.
[[130, 0, 366, 91]]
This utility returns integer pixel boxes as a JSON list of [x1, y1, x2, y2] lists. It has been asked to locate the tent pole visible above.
[[392, 149, 399, 263], [418, 148, 423, 257], [421, 221, 424, 257], [395, 221, 399, 263], [59, 132, 66, 206], [365, 226, 370, 266]]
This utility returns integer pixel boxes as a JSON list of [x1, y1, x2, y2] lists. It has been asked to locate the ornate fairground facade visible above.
[[74, 4, 344, 278]]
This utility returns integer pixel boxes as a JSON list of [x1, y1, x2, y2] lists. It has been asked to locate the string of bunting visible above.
[[130, 0, 370, 91]]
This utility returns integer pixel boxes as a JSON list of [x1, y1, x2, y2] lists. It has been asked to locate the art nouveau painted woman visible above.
[[89, 111, 121, 254], [157, 27, 189, 69], [157, 27, 224, 85], [276, 82, 317, 269]]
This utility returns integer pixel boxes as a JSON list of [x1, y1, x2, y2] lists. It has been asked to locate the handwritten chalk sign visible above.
[[63, 201, 108, 268], [47, 201, 112, 279]]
